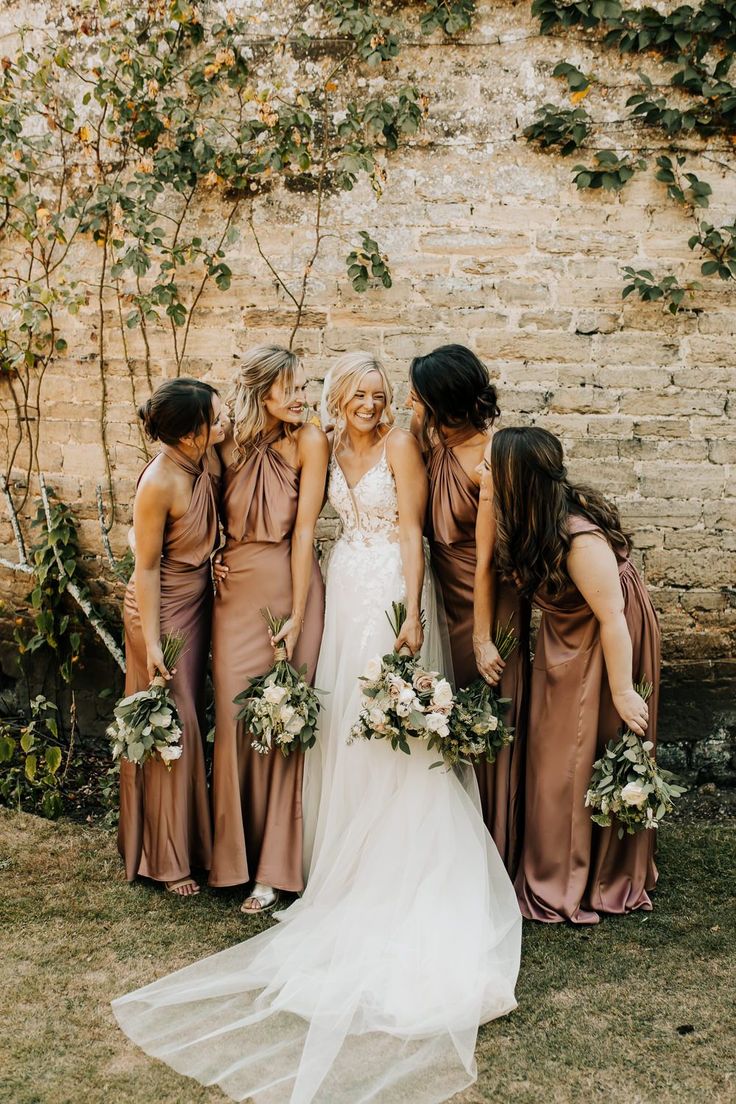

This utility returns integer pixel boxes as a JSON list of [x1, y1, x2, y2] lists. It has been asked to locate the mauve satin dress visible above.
[[426, 429, 531, 875], [515, 513, 661, 924], [208, 428, 325, 891], [118, 446, 218, 883]]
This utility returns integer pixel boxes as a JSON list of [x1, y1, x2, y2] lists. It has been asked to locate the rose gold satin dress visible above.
[[118, 446, 218, 884], [427, 429, 531, 874], [515, 513, 661, 924], [208, 429, 325, 891]]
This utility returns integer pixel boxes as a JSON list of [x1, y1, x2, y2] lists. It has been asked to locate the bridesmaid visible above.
[[119, 377, 226, 896], [485, 426, 660, 924], [209, 345, 327, 913], [408, 344, 530, 873]]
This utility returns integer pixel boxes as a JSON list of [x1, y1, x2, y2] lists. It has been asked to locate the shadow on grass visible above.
[[0, 808, 733, 1104]]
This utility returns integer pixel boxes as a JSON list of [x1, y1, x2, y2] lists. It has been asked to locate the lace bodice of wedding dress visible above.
[[328, 446, 400, 544]]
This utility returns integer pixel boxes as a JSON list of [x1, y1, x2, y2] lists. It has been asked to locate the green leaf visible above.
[[45, 746, 62, 773]]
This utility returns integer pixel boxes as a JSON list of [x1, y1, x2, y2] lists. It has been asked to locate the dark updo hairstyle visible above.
[[409, 344, 500, 435], [138, 377, 218, 446], [490, 426, 631, 601]]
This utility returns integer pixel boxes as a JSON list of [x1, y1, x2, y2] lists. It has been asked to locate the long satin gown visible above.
[[426, 428, 530, 875], [112, 434, 521, 1104], [118, 446, 217, 884], [208, 427, 325, 891], [515, 513, 661, 924]]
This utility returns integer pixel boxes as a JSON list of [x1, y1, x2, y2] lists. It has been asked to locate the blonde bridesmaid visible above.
[[118, 378, 226, 896], [209, 346, 327, 913], [486, 426, 660, 924], [408, 344, 530, 874]]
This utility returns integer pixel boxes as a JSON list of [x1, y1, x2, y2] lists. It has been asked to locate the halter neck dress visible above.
[[208, 427, 325, 891], [118, 445, 218, 884], [426, 427, 531, 875], [515, 513, 661, 924]]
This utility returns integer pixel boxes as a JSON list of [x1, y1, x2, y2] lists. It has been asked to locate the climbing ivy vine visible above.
[[525, 0, 736, 311]]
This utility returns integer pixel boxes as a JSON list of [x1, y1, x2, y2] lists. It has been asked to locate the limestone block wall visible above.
[[1, 0, 734, 691]]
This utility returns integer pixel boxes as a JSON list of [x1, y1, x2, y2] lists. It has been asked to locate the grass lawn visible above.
[[1, 805, 734, 1104]]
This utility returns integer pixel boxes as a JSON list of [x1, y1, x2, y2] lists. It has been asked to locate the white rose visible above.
[[263, 684, 288, 705], [432, 679, 453, 708], [620, 781, 647, 807], [398, 686, 416, 706], [425, 712, 449, 736], [364, 656, 383, 682], [286, 714, 304, 734], [148, 710, 171, 727], [369, 707, 387, 728], [280, 704, 295, 724], [159, 745, 182, 763]]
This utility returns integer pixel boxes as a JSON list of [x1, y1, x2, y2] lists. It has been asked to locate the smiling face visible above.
[[206, 393, 227, 446], [264, 364, 308, 427], [405, 383, 426, 420], [183, 391, 227, 455], [343, 369, 387, 435]]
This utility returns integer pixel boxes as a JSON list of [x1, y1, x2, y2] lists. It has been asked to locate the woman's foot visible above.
[[165, 876, 200, 897], [241, 883, 279, 914]]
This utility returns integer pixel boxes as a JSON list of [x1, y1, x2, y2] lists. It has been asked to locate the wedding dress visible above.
[[112, 432, 522, 1103]]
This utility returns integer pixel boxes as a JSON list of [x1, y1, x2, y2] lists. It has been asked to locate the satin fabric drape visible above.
[[118, 446, 218, 883], [208, 428, 324, 890]]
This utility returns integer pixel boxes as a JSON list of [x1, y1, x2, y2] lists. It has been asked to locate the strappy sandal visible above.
[[241, 885, 280, 915], [165, 876, 200, 896]]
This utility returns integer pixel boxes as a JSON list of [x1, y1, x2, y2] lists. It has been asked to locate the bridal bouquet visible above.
[[108, 632, 186, 770], [349, 602, 454, 755], [585, 680, 686, 838], [234, 608, 321, 757], [428, 619, 518, 769]]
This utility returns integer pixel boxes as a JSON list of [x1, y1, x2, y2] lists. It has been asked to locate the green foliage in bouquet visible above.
[[431, 679, 513, 769], [107, 632, 186, 770], [585, 680, 686, 838], [234, 609, 321, 757], [0, 696, 64, 819], [429, 618, 518, 768], [350, 602, 451, 755]]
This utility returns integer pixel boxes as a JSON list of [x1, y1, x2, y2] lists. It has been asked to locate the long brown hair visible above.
[[490, 427, 631, 599]]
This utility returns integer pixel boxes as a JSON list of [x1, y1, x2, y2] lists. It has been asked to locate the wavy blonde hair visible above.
[[324, 351, 394, 446], [228, 345, 301, 466]]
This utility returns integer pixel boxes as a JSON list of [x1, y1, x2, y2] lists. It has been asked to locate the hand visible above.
[[146, 641, 172, 682], [395, 615, 423, 657], [271, 616, 302, 661], [473, 638, 505, 687], [612, 687, 650, 737], [212, 550, 229, 588]]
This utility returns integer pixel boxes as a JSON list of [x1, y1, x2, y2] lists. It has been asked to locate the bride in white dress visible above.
[[112, 352, 522, 1104]]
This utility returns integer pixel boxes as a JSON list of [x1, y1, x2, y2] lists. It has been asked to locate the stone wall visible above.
[[2, 0, 735, 708]]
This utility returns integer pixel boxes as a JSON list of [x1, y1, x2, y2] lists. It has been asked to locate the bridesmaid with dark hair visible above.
[[119, 377, 226, 896], [408, 344, 530, 873], [209, 345, 327, 913], [485, 426, 660, 924]]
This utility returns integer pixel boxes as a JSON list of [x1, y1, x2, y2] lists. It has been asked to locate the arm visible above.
[[272, 424, 329, 659], [388, 430, 428, 655], [473, 481, 505, 686], [131, 471, 174, 681], [567, 533, 650, 736]]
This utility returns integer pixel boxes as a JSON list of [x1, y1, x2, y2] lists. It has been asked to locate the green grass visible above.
[[0, 807, 734, 1104]]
